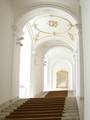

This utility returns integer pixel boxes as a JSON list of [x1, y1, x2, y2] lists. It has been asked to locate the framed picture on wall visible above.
[[56, 70, 68, 89]]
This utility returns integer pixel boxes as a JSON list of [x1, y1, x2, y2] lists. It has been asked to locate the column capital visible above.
[[12, 25, 24, 39], [12, 25, 24, 46], [75, 23, 82, 29]]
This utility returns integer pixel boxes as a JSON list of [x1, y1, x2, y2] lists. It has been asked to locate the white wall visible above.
[[80, 0, 90, 120], [0, 0, 14, 104]]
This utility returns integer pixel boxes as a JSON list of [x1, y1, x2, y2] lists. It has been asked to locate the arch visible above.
[[34, 38, 74, 55], [15, 4, 78, 30], [43, 46, 74, 91], [13, 4, 80, 98]]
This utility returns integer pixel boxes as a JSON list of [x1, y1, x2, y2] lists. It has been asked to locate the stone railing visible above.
[[0, 97, 27, 120]]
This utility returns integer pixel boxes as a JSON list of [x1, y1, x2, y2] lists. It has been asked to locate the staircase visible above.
[[5, 97, 65, 120], [45, 90, 68, 98], [0, 91, 80, 120]]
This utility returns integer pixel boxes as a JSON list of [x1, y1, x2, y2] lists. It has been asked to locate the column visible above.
[[11, 25, 23, 98]]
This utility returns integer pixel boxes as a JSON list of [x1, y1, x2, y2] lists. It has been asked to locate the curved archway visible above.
[[43, 46, 74, 92], [32, 39, 79, 97], [15, 5, 78, 30], [12, 5, 80, 98]]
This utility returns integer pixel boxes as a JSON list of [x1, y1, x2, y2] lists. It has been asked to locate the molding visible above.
[[16, 3, 79, 29], [12, 25, 24, 46], [12, 25, 24, 38]]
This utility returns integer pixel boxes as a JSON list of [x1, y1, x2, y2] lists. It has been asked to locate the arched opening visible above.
[[15, 6, 80, 98], [43, 47, 74, 92]]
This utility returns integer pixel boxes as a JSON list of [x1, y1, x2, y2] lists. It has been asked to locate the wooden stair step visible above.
[[15, 108, 64, 111], [6, 113, 62, 118], [5, 116, 61, 120], [10, 110, 63, 114]]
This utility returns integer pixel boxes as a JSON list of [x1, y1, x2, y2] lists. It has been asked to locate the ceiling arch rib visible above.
[[33, 38, 74, 54]]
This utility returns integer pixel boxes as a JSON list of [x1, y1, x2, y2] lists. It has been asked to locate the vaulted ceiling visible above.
[[26, 7, 78, 47], [10, 0, 80, 22]]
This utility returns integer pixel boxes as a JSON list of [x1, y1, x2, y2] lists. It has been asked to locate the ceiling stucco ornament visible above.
[[31, 15, 72, 35], [27, 7, 78, 44], [48, 20, 58, 28]]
